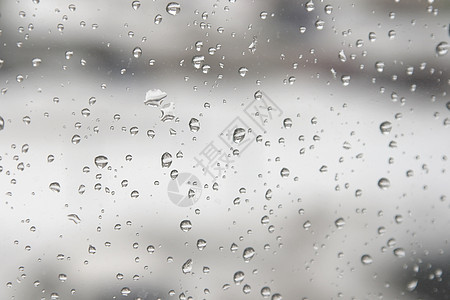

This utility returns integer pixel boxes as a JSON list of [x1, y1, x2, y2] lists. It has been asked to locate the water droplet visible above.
[[303, 220, 312, 230], [65, 50, 74, 60], [338, 50, 347, 62], [378, 178, 390, 190], [375, 61, 385, 72], [189, 118, 200, 132], [197, 239, 207, 250], [133, 47, 142, 58], [341, 75, 351, 86], [238, 67, 248, 77], [283, 118, 292, 128], [131, 190, 139, 199], [324, 5, 333, 14], [260, 11, 268, 19], [32, 58, 42, 67], [192, 55, 205, 69], [49, 182, 61, 192], [369, 32, 377, 42], [393, 248, 406, 257], [379, 121, 392, 134], [166, 2, 181, 16], [71, 135, 81, 144], [121, 287, 131, 296], [233, 128, 246, 143], [406, 279, 418, 292], [67, 214, 81, 224], [280, 168, 290, 178], [315, 20, 325, 30], [436, 42, 449, 56], [58, 274, 67, 282], [182, 259, 192, 274], [265, 189, 272, 200], [144, 89, 167, 106], [243, 247, 255, 262], [261, 287, 271, 298], [361, 254, 373, 265], [305, 0, 315, 12], [243, 284, 251, 294], [180, 220, 192, 232], [161, 152, 172, 168], [147, 245, 155, 253], [94, 155, 108, 169], [154, 14, 162, 24], [88, 245, 96, 254], [335, 218, 345, 228], [0, 116, 4, 130], [233, 271, 245, 285], [68, 4, 76, 11], [254, 90, 262, 100], [132, 0, 140, 10]]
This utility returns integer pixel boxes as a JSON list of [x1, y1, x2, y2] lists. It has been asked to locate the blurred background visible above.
[[0, 0, 449, 299]]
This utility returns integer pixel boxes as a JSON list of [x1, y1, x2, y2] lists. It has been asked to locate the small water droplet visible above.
[[341, 75, 351, 86], [261, 287, 271, 298], [436, 42, 449, 56], [375, 61, 385, 72], [233, 128, 246, 143], [280, 168, 290, 178], [88, 245, 96, 254], [305, 0, 315, 12], [361, 254, 373, 265], [243, 247, 255, 262], [197, 239, 207, 250], [265, 189, 272, 200], [182, 258, 193, 274], [283, 118, 292, 128], [406, 279, 418, 292], [238, 67, 248, 77], [161, 152, 172, 168], [132, 0, 140, 10], [144, 89, 167, 106], [338, 50, 347, 62], [49, 182, 61, 192], [166, 2, 181, 16], [71, 135, 81, 144], [233, 271, 245, 285], [94, 155, 108, 169], [67, 214, 81, 224], [379, 121, 392, 134], [133, 47, 142, 58], [303, 220, 312, 230], [32, 58, 42, 67], [121, 287, 131, 296], [58, 274, 67, 282], [154, 14, 162, 24], [393, 248, 406, 257], [378, 178, 390, 190], [335, 218, 345, 229], [189, 118, 200, 132], [180, 220, 192, 232]]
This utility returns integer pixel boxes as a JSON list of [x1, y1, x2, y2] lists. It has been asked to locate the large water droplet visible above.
[[121, 287, 131, 296], [238, 67, 248, 77], [166, 2, 181, 16], [94, 155, 108, 169], [197, 239, 207, 250], [280, 168, 290, 178], [335, 218, 345, 229], [406, 279, 418, 292], [305, 0, 315, 12], [261, 287, 271, 298], [233, 128, 246, 143]]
